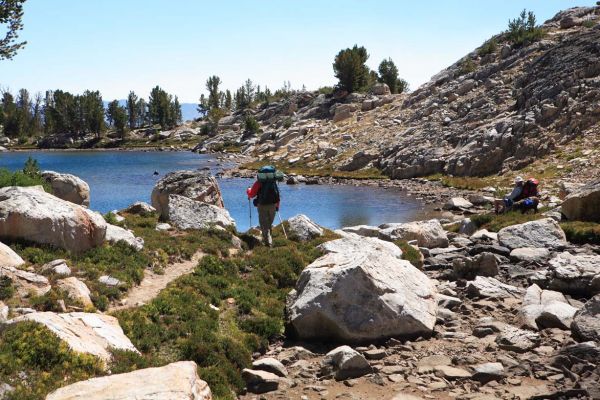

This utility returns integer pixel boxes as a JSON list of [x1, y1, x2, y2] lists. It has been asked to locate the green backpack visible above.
[[257, 166, 284, 205]]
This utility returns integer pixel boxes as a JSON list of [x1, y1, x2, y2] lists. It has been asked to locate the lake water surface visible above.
[[1, 151, 426, 231]]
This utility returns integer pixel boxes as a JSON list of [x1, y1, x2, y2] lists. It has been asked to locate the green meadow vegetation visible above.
[[2, 205, 338, 399]]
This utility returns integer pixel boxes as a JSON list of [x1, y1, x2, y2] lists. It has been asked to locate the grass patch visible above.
[[114, 229, 335, 399], [0, 321, 103, 400], [395, 240, 424, 269], [561, 221, 600, 245], [470, 211, 544, 232], [241, 159, 387, 180], [426, 173, 499, 190]]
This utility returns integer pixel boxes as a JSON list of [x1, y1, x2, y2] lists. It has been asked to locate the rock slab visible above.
[[0, 186, 106, 253], [46, 361, 212, 400], [11, 312, 138, 365]]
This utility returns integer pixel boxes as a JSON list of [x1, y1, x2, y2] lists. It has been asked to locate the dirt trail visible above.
[[109, 251, 205, 312]]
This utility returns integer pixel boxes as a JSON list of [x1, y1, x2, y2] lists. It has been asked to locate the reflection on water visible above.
[[0, 151, 427, 231]]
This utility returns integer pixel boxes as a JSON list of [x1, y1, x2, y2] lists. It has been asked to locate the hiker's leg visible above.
[[266, 204, 277, 245], [257, 205, 271, 245]]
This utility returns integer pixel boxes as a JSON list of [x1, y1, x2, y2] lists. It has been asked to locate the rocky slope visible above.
[[202, 6, 600, 187]]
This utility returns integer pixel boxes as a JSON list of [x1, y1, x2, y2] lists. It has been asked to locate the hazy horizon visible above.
[[1, 0, 596, 103]]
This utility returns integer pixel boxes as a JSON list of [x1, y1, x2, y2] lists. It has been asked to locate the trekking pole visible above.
[[248, 198, 252, 229], [277, 211, 288, 239]]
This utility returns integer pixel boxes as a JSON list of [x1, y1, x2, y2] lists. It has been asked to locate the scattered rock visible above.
[[379, 219, 449, 248], [98, 275, 122, 287], [252, 357, 288, 377], [458, 218, 477, 236], [41, 259, 71, 276], [509, 247, 550, 263], [105, 224, 144, 251], [470, 229, 498, 241], [518, 284, 579, 330], [466, 276, 524, 299], [155, 222, 172, 231], [46, 361, 211, 399], [123, 201, 156, 215], [571, 294, 600, 342], [286, 214, 323, 241], [498, 218, 567, 250], [453, 252, 498, 279], [321, 345, 372, 380], [41, 170, 90, 207], [443, 197, 473, 211], [496, 325, 541, 352], [433, 365, 472, 379], [0, 241, 25, 268], [242, 368, 280, 394], [471, 362, 505, 383], [536, 252, 600, 296], [0, 265, 51, 296], [56, 277, 93, 308], [0, 186, 106, 253]]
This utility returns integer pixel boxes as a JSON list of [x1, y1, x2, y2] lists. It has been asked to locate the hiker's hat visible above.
[[515, 176, 524, 184]]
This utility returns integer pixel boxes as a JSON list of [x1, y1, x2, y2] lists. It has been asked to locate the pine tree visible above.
[[0, 0, 27, 60], [206, 76, 221, 110], [225, 90, 232, 110], [126, 91, 139, 129], [333, 45, 371, 93]]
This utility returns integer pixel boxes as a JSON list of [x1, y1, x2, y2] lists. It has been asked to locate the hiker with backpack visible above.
[[246, 166, 284, 247], [512, 177, 540, 213], [494, 176, 540, 214]]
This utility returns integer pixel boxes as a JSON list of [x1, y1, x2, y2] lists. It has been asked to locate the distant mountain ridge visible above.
[[103, 101, 199, 122]]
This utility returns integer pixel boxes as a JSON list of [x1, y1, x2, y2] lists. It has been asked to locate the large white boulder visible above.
[[286, 214, 323, 241], [46, 361, 212, 400], [41, 170, 90, 207], [0, 241, 24, 268], [165, 194, 235, 230], [498, 218, 567, 250], [287, 236, 437, 342], [378, 219, 449, 248], [105, 224, 144, 250], [0, 265, 51, 296], [518, 284, 579, 330], [534, 252, 600, 296], [151, 170, 224, 219], [561, 179, 600, 222], [10, 312, 138, 365], [0, 186, 107, 253], [319, 234, 403, 260]]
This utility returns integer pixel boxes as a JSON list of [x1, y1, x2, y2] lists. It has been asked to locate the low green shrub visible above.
[[478, 38, 498, 56], [506, 9, 545, 47], [0, 276, 15, 300], [0, 321, 103, 400], [395, 240, 424, 269], [470, 211, 543, 232], [115, 230, 332, 399]]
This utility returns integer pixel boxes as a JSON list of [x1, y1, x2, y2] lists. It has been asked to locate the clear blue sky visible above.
[[0, 0, 595, 103]]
